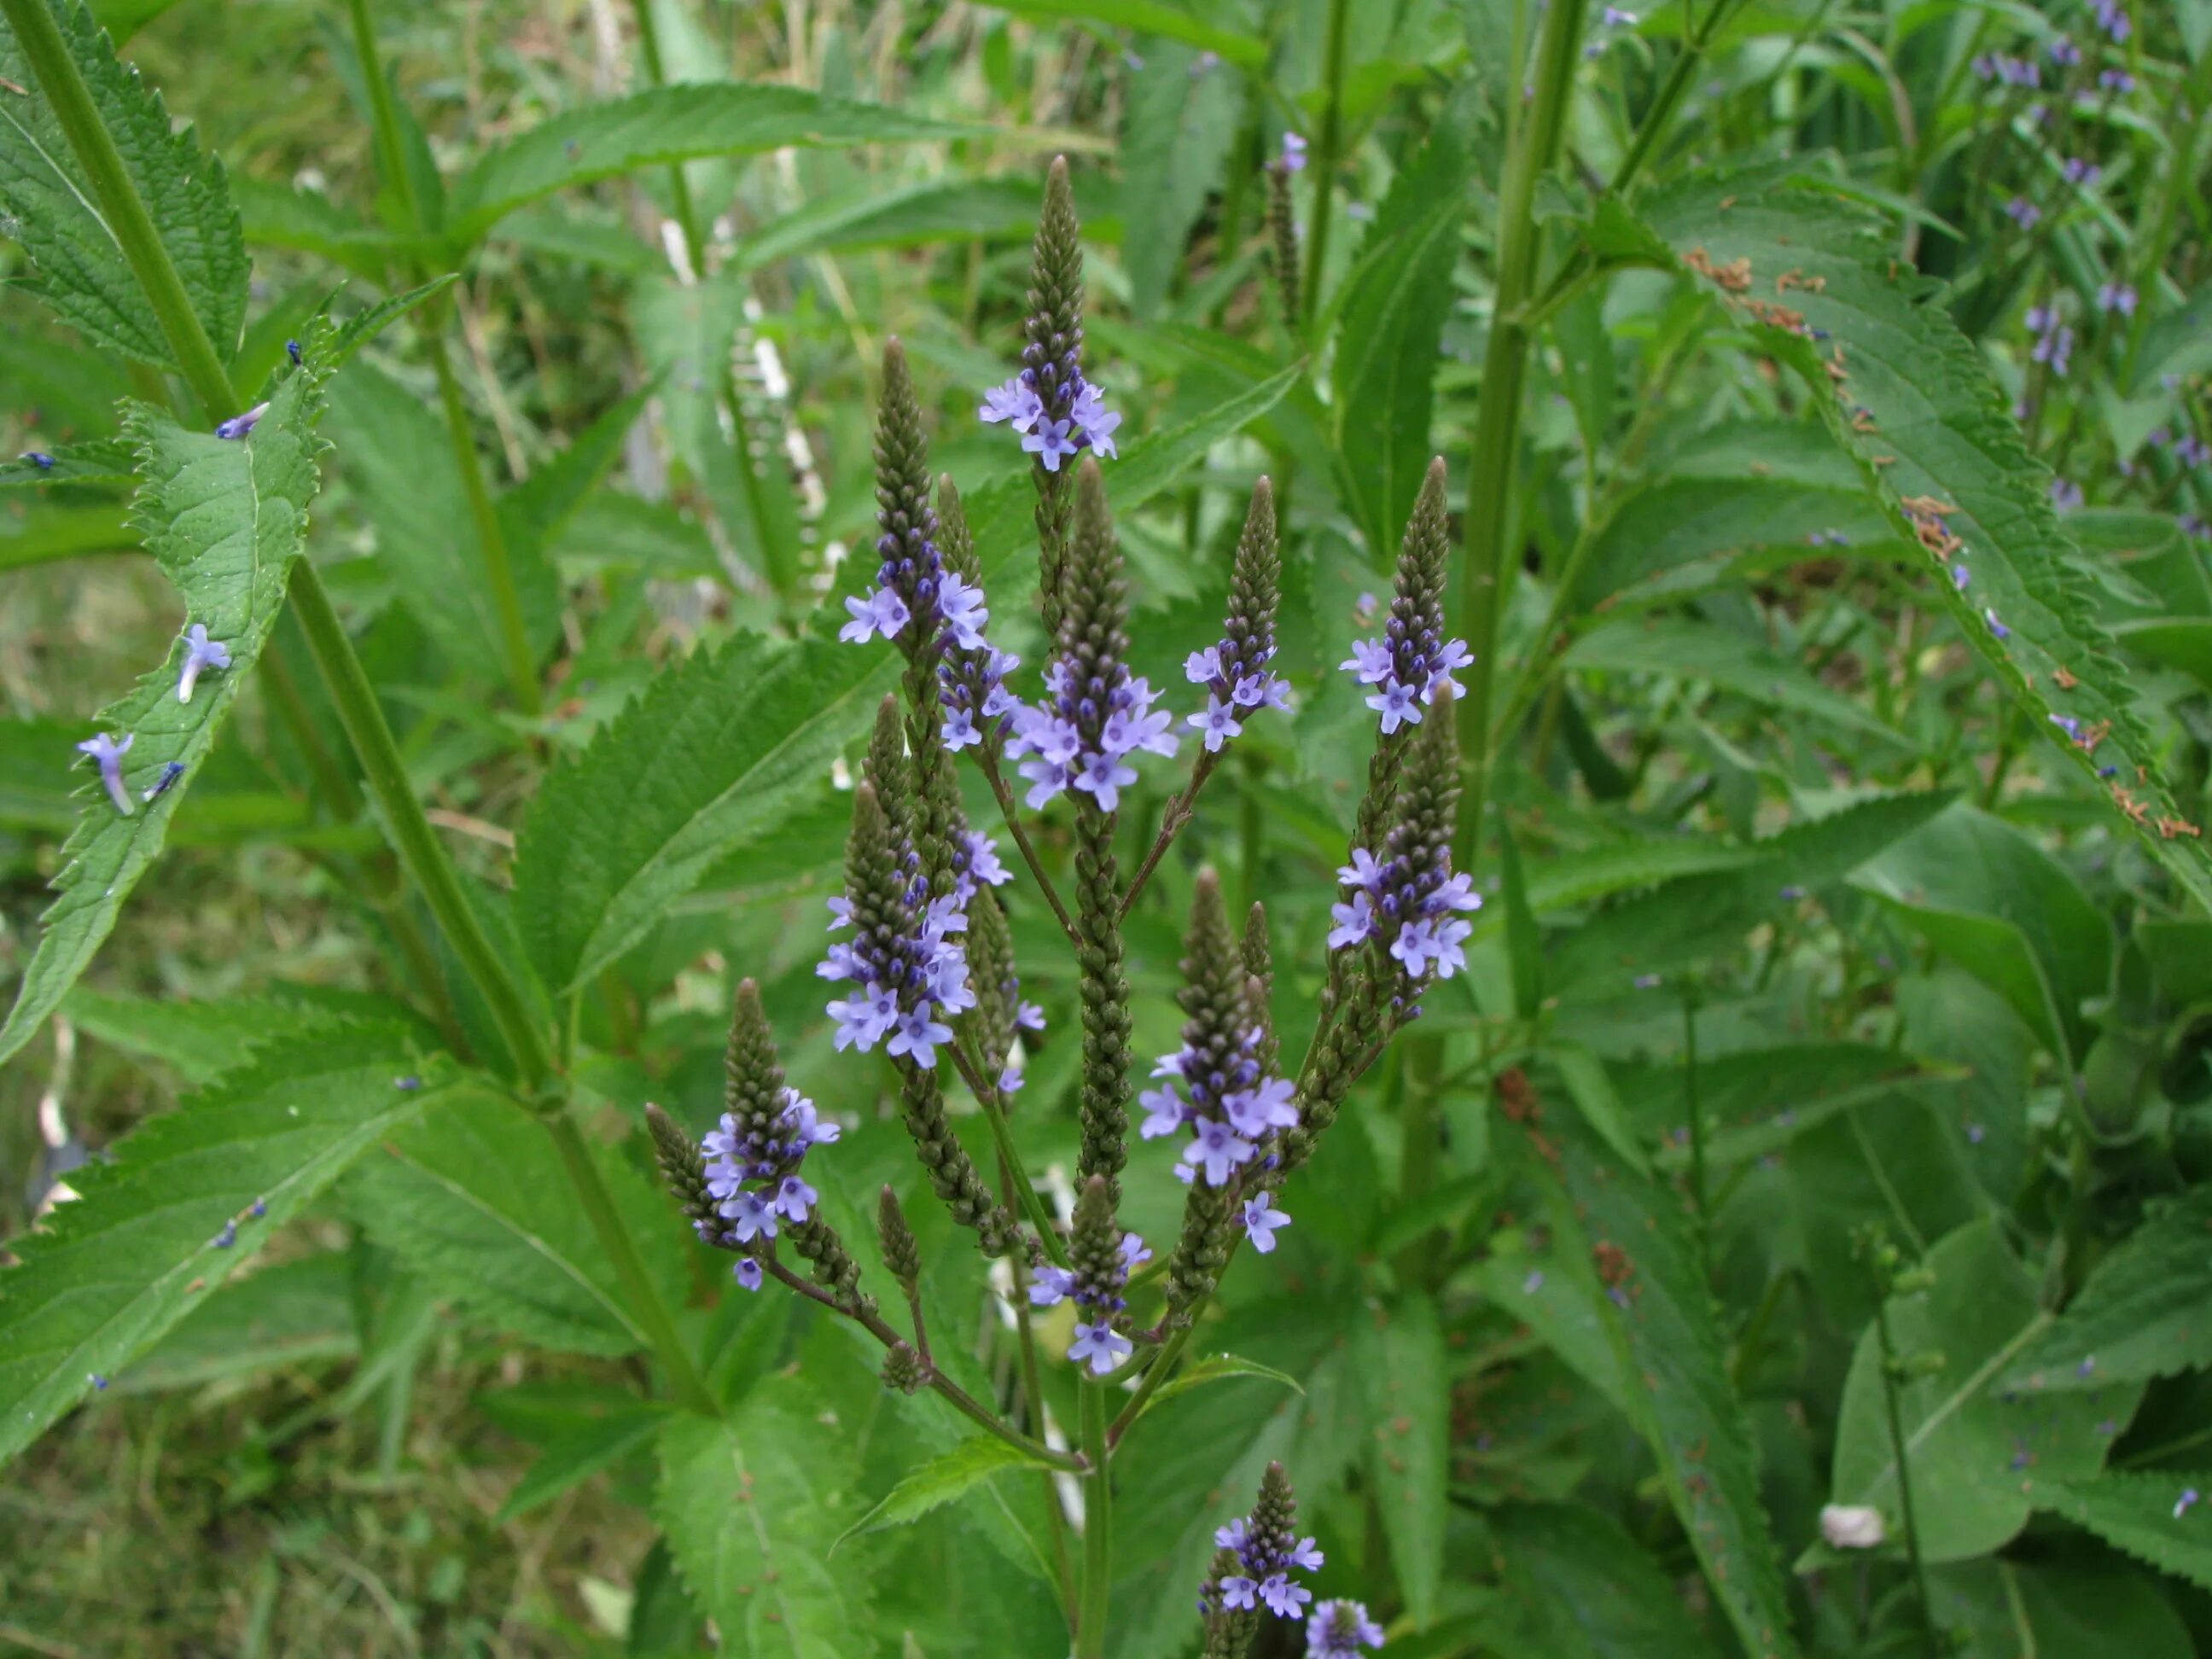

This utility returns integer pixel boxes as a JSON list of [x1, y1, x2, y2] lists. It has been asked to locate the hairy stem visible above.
[[1119, 749, 1220, 918]]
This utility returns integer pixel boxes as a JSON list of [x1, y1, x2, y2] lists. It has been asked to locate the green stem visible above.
[[546, 1109, 713, 1414], [1301, 0, 1353, 329], [1454, 0, 1591, 867], [1108, 1321, 1191, 1445], [0, 0, 236, 419], [1610, 0, 1743, 196], [289, 560, 556, 1091], [1000, 1153, 1079, 1625], [952, 1042, 1071, 1267], [1076, 1383, 1113, 1658], [1872, 1283, 1940, 1656]]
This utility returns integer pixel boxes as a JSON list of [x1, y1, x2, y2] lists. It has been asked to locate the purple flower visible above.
[[722, 1190, 778, 1243], [1029, 1264, 1077, 1307], [1069, 382, 1121, 459], [1069, 1318, 1132, 1375], [1121, 1232, 1153, 1272], [840, 585, 911, 643], [1260, 1575, 1313, 1618], [2099, 68, 2134, 92], [2062, 156, 2100, 187], [938, 572, 990, 650], [2175, 1487, 2200, 1520], [1307, 1600, 1386, 1656], [215, 402, 268, 440], [1140, 1084, 1188, 1138], [23, 450, 55, 471], [2049, 36, 2080, 65], [2092, 0, 2129, 42], [1188, 1117, 1257, 1186], [2096, 282, 2136, 317], [1602, 5, 1638, 22], [978, 377, 1044, 431], [1071, 751, 1138, 812], [1369, 679, 1423, 733], [1225, 1077, 1299, 1137], [1328, 890, 1377, 949], [1280, 131, 1309, 172], [1985, 607, 2011, 640], [176, 623, 231, 703], [1340, 637, 1394, 684], [1190, 695, 1243, 753], [2176, 436, 2210, 469], [771, 1174, 818, 1222], [1243, 1191, 1292, 1253], [1016, 999, 1046, 1031], [2051, 477, 2083, 512], [888, 1006, 953, 1068], [734, 1256, 764, 1291], [77, 731, 134, 816], [828, 983, 899, 1051], [2005, 196, 2041, 229], [1023, 416, 1080, 472], [1339, 848, 1388, 891]]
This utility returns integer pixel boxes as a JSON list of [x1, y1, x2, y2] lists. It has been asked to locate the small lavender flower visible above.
[[2175, 436, 2210, 469], [143, 760, 185, 802], [214, 403, 268, 440], [1023, 416, 1080, 473], [2005, 196, 2041, 229], [818, 783, 977, 1058], [1185, 480, 1289, 753], [1242, 1190, 1292, 1252], [1970, 54, 1997, 81], [2061, 157, 2100, 188], [77, 731, 134, 816], [1602, 5, 1638, 22], [2031, 323, 2075, 377], [23, 450, 54, 471], [2176, 1487, 2201, 1520], [2096, 282, 2136, 316], [2099, 68, 2134, 93], [1280, 131, 1308, 172], [1338, 461, 1467, 736], [979, 377, 1044, 432], [1307, 1601, 1387, 1656], [1953, 562, 1971, 591], [1332, 833, 1481, 983], [1041, 1177, 1144, 1373], [1985, 607, 2011, 640], [1212, 1465, 1324, 1627], [2092, 0, 2129, 43], [175, 623, 232, 702], [2051, 477, 2084, 511], [2048, 36, 2081, 66]]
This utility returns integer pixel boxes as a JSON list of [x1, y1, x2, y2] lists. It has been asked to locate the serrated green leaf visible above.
[[0, 0, 247, 365], [445, 84, 964, 245], [0, 1028, 469, 1466], [1358, 1291, 1449, 1625], [1138, 1350, 1307, 1417], [1567, 616, 1909, 747], [1813, 1218, 2140, 1569], [1551, 790, 1956, 993], [347, 1094, 690, 1358], [832, 1435, 1061, 1551], [1332, 103, 1470, 562], [64, 986, 427, 1086], [1516, 1103, 1801, 1659], [2034, 1471, 2212, 1594], [0, 439, 136, 491], [1522, 838, 1767, 910], [1120, 42, 1237, 317], [0, 343, 334, 1069], [323, 355, 561, 675], [2000, 1188, 2212, 1393], [116, 1251, 358, 1393], [324, 275, 458, 370], [513, 632, 896, 993], [657, 1382, 876, 1658], [1632, 166, 2212, 908]]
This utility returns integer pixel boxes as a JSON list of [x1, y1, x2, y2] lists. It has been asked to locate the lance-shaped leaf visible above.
[[1627, 166, 2212, 909], [833, 1435, 1063, 1551], [2034, 1472, 2212, 1595], [0, 342, 333, 1069], [444, 84, 965, 245], [513, 632, 899, 993], [2000, 1187, 2212, 1393], [0, 0, 247, 364], [0, 1027, 471, 1466], [1514, 1095, 1802, 1659], [657, 1380, 876, 1659]]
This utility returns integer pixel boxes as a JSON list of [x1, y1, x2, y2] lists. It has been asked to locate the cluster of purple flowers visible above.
[[1972, 53, 2041, 87], [979, 374, 1121, 474], [819, 877, 976, 1070], [2051, 476, 2085, 512], [2150, 428, 2211, 470], [701, 1087, 841, 1289], [1307, 1602, 1387, 1657], [1030, 1230, 1150, 1374], [2090, 0, 2130, 43], [2096, 281, 2137, 317], [1185, 633, 1291, 755], [1210, 1512, 1325, 1621], [1139, 1027, 1299, 1190], [2004, 196, 2041, 230], [1329, 846, 1481, 981], [1339, 624, 1470, 736], [2027, 305, 2074, 377], [1004, 658, 1179, 812]]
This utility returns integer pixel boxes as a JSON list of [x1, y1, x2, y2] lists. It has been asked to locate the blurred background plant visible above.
[[3, 0, 2210, 1655]]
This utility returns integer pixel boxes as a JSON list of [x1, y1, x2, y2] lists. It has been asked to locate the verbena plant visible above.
[[2, 0, 2210, 1655]]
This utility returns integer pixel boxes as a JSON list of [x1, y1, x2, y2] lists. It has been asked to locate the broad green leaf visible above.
[[1522, 839, 1767, 911], [513, 632, 896, 993], [1545, 1042, 1648, 1175], [1490, 1502, 1727, 1658], [1550, 790, 1956, 992], [1469, 1251, 1634, 1418], [115, 1252, 358, 1393], [1120, 42, 1238, 317], [657, 1381, 876, 1659], [1357, 1291, 1449, 1626], [1332, 96, 1471, 562], [732, 176, 1051, 272], [2034, 1472, 2212, 1595], [1569, 475, 1896, 614], [2113, 618, 2212, 693], [0, 500, 137, 571], [0, 439, 136, 492], [1517, 1102, 1802, 1659], [64, 987, 427, 1086], [0, 1028, 467, 1466], [496, 1402, 671, 1523], [325, 276, 459, 370], [1930, 1558, 2196, 1659], [1633, 167, 2212, 907], [1814, 1218, 2141, 1568], [347, 1094, 690, 1359], [974, 0, 1266, 64], [833, 1435, 1062, 1551], [323, 356, 562, 674], [445, 84, 964, 244], [0, 344, 334, 1069], [1137, 1350, 1307, 1415], [2000, 1187, 2212, 1392], [0, 0, 247, 364], [550, 492, 720, 580], [1566, 617, 1909, 747]]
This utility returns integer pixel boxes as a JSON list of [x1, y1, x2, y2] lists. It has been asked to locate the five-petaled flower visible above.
[[176, 624, 232, 703], [1243, 1191, 1293, 1253]]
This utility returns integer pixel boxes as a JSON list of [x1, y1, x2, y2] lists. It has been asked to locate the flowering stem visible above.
[[999, 1155, 1080, 1623], [545, 1110, 713, 1414], [1870, 1257, 1941, 1656], [1118, 750, 1220, 918], [978, 748, 1082, 946], [950, 1040, 1071, 1268], [1106, 1321, 1190, 1446], [1076, 1384, 1113, 1658], [0, 0, 235, 420]]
